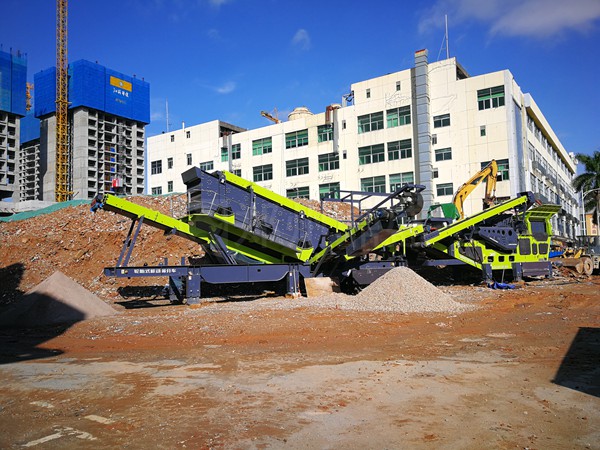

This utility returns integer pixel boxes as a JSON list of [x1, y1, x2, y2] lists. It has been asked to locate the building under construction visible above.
[[0, 49, 27, 203], [34, 60, 150, 201]]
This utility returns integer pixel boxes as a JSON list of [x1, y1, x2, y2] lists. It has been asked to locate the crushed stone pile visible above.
[[307, 267, 473, 313], [0, 271, 118, 328]]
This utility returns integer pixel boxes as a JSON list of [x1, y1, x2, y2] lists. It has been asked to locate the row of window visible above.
[[169, 130, 192, 142], [357, 139, 413, 165], [151, 180, 174, 195], [252, 152, 342, 182], [284, 169, 416, 202], [219, 128, 334, 164], [527, 118, 572, 178], [152, 158, 509, 198], [477, 86, 505, 110], [151, 154, 193, 174], [359, 172, 415, 193], [364, 80, 402, 100]]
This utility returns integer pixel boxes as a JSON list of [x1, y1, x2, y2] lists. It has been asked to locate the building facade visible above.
[[19, 113, 41, 201], [34, 60, 150, 201], [0, 50, 27, 202], [148, 49, 579, 239]]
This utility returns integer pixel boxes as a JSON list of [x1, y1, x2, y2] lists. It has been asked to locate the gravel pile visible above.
[[210, 267, 473, 314], [303, 267, 470, 313]]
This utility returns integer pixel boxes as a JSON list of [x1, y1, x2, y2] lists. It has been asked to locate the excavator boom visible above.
[[452, 160, 498, 219]]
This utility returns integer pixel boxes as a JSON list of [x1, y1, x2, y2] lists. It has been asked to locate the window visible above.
[[389, 172, 414, 191], [431, 134, 437, 145], [232, 169, 242, 177], [433, 114, 451, 128], [231, 143, 241, 160], [151, 160, 162, 175], [286, 186, 310, 199], [386, 106, 411, 128], [361, 176, 386, 193], [151, 186, 163, 195], [167, 157, 173, 169], [285, 129, 308, 148], [435, 147, 452, 162], [319, 182, 340, 200], [318, 153, 339, 172], [221, 147, 228, 162], [481, 159, 510, 181], [477, 85, 505, 110], [357, 112, 384, 133], [170, 135, 174, 142], [359, 144, 385, 165], [253, 164, 273, 182], [186, 153, 192, 165], [388, 139, 412, 160], [396, 81, 401, 91], [167, 181, 173, 193], [366, 88, 371, 99], [436, 182, 454, 196], [480, 125, 486, 137], [433, 168, 439, 178], [286, 157, 309, 177], [186, 130, 191, 138], [252, 137, 272, 155], [200, 161, 214, 171], [318, 124, 334, 143], [342, 120, 346, 130]]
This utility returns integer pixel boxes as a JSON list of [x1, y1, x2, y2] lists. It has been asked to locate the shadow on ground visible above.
[[116, 280, 285, 308], [553, 327, 600, 398], [115, 285, 173, 309], [0, 263, 81, 364]]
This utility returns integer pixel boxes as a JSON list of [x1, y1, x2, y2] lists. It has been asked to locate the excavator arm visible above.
[[452, 160, 498, 219]]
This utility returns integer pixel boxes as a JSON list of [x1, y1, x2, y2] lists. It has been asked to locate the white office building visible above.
[[148, 49, 580, 239]]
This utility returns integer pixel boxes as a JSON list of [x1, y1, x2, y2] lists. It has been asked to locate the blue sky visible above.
[[2, 0, 600, 157]]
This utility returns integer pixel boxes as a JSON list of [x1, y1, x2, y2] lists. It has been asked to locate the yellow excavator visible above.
[[429, 160, 498, 220], [453, 159, 498, 219]]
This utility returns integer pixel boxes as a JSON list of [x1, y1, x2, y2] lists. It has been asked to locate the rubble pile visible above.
[[0, 195, 201, 306], [294, 198, 358, 222]]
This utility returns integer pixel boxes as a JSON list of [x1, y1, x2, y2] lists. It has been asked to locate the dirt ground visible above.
[[1, 197, 599, 448], [0, 276, 599, 449]]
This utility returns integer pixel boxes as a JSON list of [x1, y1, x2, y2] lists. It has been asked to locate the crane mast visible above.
[[55, 0, 71, 201]]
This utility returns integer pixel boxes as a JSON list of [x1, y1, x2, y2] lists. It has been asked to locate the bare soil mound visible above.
[[0, 271, 118, 328]]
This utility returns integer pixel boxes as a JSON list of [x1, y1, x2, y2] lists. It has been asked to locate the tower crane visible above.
[[25, 83, 33, 112], [55, 0, 71, 201], [260, 108, 281, 124]]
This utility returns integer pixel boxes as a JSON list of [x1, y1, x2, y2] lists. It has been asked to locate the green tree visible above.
[[572, 150, 600, 227]]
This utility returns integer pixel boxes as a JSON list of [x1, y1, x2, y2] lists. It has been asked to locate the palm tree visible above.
[[572, 150, 600, 229]]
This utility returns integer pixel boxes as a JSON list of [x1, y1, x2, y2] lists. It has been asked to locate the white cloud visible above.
[[215, 81, 236, 94], [206, 28, 221, 40], [151, 110, 164, 121], [208, 0, 230, 7], [419, 0, 600, 39], [292, 29, 311, 50]]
